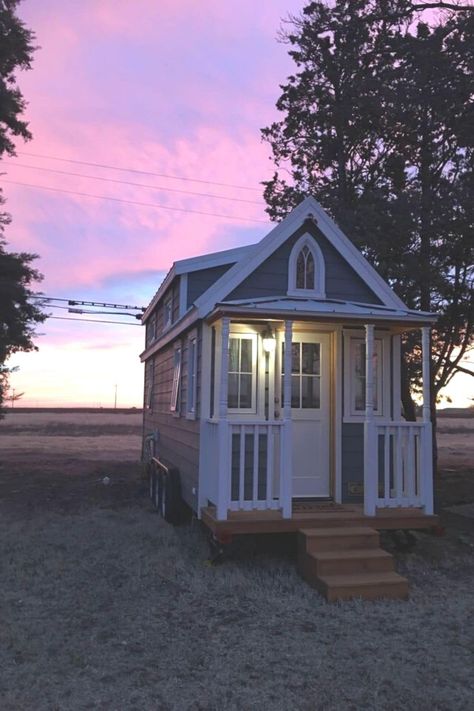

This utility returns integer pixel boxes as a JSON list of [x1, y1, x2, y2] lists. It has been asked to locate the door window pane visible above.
[[302, 343, 320, 375], [302, 376, 320, 408]]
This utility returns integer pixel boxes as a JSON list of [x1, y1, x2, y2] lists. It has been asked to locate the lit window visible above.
[[170, 345, 181, 413], [228, 334, 257, 411], [282, 341, 321, 409]]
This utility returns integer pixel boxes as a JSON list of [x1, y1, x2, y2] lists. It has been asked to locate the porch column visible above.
[[421, 326, 434, 514], [281, 320, 293, 518], [364, 324, 377, 516], [217, 317, 230, 520]]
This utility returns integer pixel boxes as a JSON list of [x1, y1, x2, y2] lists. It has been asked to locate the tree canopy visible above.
[[0, 0, 44, 414], [262, 0, 474, 417]]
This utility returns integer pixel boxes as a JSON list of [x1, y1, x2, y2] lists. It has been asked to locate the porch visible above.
[[199, 314, 435, 523], [201, 500, 439, 537]]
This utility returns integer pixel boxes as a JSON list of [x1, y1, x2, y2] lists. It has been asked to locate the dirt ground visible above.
[[0, 410, 473, 710]]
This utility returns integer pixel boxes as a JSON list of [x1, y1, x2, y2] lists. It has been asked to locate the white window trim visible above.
[[186, 330, 198, 420], [287, 232, 325, 298], [170, 344, 182, 415], [227, 332, 258, 415], [343, 330, 390, 422]]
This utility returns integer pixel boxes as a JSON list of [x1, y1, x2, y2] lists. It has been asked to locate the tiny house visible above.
[[141, 197, 438, 600]]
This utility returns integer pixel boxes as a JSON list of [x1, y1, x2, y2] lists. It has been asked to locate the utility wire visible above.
[[2, 179, 268, 224], [29, 295, 145, 311], [6, 162, 263, 206], [48, 316, 141, 326], [18, 151, 262, 193]]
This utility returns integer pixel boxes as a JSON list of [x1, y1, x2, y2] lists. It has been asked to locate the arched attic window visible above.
[[287, 234, 325, 297]]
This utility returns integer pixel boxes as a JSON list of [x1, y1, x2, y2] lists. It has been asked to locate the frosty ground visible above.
[[0, 411, 473, 711]]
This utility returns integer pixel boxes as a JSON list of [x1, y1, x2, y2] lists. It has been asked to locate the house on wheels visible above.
[[141, 196, 438, 601]]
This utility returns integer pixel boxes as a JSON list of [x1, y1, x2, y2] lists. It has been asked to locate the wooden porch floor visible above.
[[201, 501, 439, 536]]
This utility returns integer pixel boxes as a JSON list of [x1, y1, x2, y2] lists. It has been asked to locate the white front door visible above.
[[279, 332, 330, 497]]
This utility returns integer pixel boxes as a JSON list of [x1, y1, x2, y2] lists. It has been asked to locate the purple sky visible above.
[[3, 0, 470, 408]]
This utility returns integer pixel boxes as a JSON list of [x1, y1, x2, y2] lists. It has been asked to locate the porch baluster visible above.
[[281, 320, 293, 518], [364, 324, 377, 516]]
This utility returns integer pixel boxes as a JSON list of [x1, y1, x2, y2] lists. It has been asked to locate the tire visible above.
[[160, 468, 184, 525]]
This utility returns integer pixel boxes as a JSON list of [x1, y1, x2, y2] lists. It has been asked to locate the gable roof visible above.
[[194, 196, 407, 317], [142, 244, 254, 321]]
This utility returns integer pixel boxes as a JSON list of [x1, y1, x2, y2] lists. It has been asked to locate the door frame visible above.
[[275, 326, 335, 499]]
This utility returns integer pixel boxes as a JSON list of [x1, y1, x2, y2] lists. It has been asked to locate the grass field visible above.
[[0, 410, 473, 710]]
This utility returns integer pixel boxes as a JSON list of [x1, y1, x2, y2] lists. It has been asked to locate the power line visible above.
[[47, 316, 141, 326], [2, 179, 268, 223], [30, 295, 145, 311], [6, 161, 263, 206], [18, 151, 262, 193]]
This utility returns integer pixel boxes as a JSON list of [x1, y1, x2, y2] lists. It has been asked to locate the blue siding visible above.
[[226, 221, 382, 304], [187, 264, 235, 308]]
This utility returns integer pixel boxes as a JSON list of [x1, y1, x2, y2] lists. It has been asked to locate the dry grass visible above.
[[0, 411, 473, 710]]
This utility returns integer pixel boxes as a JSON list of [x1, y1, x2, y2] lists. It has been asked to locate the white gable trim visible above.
[[287, 232, 325, 298], [195, 197, 406, 317]]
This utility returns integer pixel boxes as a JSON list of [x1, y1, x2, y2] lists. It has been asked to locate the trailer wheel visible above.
[[160, 469, 184, 524]]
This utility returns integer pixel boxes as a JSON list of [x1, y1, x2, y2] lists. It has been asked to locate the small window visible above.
[[288, 233, 325, 297], [349, 338, 382, 415], [146, 313, 156, 347], [164, 296, 173, 330], [282, 340, 321, 409], [186, 335, 198, 418], [296, 246, 315, 290], [227, 334, 257, 412], [170, 345, 182, 413]]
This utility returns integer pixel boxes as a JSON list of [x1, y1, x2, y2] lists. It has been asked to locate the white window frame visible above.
[[186, 331, 198, 420], [227, 332, 257, 415], [287, 233, 325, 298], [343, 331, 390, 422], [170, 344, 182, 414]]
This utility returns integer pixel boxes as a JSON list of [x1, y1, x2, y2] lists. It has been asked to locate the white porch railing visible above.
[[201, 419, 292, 520], [364, 421, 434, 515]]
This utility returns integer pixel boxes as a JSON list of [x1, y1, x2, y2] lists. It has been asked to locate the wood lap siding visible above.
[[341, 423, 364, 503], [226, 222, 382, 305], [142, 328, 201, 511]]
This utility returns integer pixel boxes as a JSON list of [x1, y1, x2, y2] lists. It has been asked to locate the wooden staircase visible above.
[[297, 526, 409, 602]]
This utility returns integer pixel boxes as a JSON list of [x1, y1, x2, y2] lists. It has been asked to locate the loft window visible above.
[[296, 246, 315, 290], [186, 334, 198, 418], [288, 233, 325, 297], [164, 295, 173, 330]]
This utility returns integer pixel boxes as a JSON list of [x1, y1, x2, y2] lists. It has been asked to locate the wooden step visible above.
[[297, 526, 409, 601], [300, 526, 380, 553], [301, 548, 395, 577], [318, 572, 409, 602]]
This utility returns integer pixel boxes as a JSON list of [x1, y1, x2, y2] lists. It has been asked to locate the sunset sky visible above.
[[3, 0, 471, 409]]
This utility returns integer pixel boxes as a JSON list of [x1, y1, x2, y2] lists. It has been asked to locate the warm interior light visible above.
[[262, 326, 276, 354]]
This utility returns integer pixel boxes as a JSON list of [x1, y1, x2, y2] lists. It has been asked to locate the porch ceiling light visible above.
[[262, 325, 276, 353]]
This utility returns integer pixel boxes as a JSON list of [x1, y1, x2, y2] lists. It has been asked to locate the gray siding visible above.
[[142, 325, 202, 512], [187, 264, 234, 308], [341, 423, 364, 503], [226, 221, 382, 304]]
